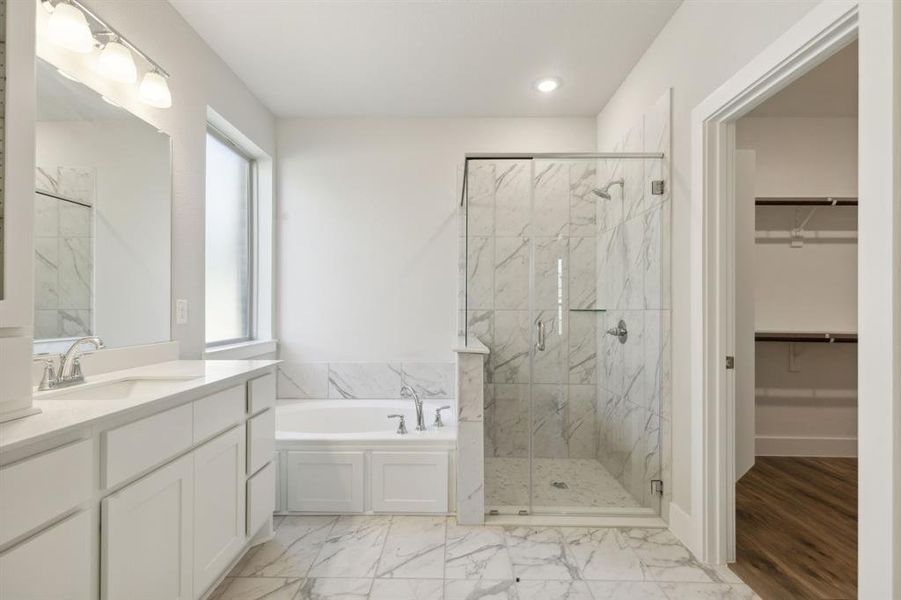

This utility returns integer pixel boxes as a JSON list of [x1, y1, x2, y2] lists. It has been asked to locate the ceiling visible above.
[[748, 41, 858, 118], [168, 0, 681, 118]]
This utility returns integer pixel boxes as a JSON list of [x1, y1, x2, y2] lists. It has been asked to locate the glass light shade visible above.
[[47, 3, 95, 53], [139, 71, 172, 108], [97, 41, 137, 83]]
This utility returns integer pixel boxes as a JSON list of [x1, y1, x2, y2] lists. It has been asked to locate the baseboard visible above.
[[755, 435, 857, 457], [667, 501, 702, 559]]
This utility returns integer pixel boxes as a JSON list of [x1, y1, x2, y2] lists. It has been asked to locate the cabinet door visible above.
[[102, 454, 194, 600], [0, 510, 92, 599], [193, 425, 246, 598]]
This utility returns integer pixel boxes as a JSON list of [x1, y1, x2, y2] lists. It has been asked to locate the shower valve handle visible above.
[[606, 320, 629, 344]]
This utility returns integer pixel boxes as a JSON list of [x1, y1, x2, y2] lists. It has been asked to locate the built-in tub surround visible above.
[[277, 361, 455, 401], [275, 400, 456, 515]]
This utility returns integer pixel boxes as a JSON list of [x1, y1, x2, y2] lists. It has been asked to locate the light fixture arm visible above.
[[45, 0, 170, 78]]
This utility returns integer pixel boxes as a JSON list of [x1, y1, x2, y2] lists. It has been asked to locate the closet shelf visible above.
[[755, 196, 858, 206], [755, 331, 857, 344]]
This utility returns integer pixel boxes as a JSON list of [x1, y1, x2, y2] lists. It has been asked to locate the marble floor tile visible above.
[[587, 581, 668, 600], [444, 579, 518, 600], [504, 527, 580, 580], [656, 582, 761, 600], [236, 516, 336, 577], [445, 522, 513, 580], [295, 578, 372, 600], [370, 578, 444, 600], [376, 516, 446, 579], [307, 516, 391, 578], [212, 577, 303, 600], [622, 528, 714, 583], [561, 527, 646, 581], [515, 580, 593, 600]]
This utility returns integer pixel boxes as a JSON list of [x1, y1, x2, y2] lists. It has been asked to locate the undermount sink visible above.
[[41, 376, 201, 401]]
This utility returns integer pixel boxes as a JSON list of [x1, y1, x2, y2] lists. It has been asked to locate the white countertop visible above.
[[0, 360, 279, 454]]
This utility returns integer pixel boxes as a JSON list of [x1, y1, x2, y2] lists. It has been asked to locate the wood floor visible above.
[[730, 457, 857, 600]]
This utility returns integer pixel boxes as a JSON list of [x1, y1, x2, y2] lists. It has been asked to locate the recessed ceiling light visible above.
[[534, 77, 561, 93]]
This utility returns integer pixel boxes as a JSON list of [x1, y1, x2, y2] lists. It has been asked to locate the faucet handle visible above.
[[434, 405, 452, 428], [72, 356, 83, 380], [387, 414, 408, 435], [38, 359, 57, 391]]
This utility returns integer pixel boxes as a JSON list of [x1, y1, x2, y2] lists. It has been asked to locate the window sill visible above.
[[203, 339, 278, 360]]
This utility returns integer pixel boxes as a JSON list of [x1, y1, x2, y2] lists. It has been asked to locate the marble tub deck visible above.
[[209, 516, 760, 600], [486, 457, 642, 512]]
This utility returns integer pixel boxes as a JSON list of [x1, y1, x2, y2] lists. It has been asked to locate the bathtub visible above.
[[274, 400, 457, 515]]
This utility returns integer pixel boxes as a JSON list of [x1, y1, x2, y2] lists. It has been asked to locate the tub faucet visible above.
[[400, 385, 426, 431]]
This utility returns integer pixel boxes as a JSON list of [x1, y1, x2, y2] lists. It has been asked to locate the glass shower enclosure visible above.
[[461, 153, 669, 517]]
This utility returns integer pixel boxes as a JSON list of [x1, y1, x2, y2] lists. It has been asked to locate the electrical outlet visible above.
[[176, 299, 189, 325]]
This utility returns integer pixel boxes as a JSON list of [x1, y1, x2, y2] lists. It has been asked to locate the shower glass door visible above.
[[465, 153, 667, 517]]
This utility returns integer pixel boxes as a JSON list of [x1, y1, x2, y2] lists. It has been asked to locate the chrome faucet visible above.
[[39, 336, 105, 391], [400, 385, 426, 431]]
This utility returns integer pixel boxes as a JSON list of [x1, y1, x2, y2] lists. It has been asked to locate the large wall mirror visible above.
[[34, 58, 171, 353]]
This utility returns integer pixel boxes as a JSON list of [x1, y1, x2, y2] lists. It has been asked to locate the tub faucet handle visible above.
[[387, 414, 408, 435], [434, 405, 452, 428]]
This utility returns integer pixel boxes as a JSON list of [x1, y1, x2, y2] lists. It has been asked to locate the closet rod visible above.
[[755, 332, 858, 343], [755, 197, 858, 206]]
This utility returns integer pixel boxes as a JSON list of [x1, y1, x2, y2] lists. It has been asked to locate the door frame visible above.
[[689, 0, 860, 565]]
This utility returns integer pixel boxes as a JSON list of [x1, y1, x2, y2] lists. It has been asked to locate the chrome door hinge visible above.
[[651, 180, 665, 195], [651, 479, 664, 496], [725, 356, 735, 370]]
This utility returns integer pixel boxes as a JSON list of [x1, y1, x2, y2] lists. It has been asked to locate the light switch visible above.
[[176, 299, 189, 325]]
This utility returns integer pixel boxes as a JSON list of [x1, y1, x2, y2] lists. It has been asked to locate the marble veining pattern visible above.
[[209, 516, 760, 600], [278, 362, 454, 401]]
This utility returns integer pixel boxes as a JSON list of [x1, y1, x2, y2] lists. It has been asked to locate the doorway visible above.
[[729, 41, 859, 598]]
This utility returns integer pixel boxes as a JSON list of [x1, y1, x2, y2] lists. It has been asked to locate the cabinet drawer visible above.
[[0, 439, 93, 546], [247, 408, 275, 475], [0, 510, 92, 600], [102, 403, 192, 488], [194, 385, 245, 443], [248, 372, 275, 415], [247, 461, 275, 536]]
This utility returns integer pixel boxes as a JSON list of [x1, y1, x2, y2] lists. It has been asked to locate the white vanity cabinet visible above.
[[0, 364, 278, 600], [102, 454, 194, 600], [193, 425, 246, 597]]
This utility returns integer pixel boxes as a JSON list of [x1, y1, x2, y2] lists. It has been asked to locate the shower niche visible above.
[[459, 92, 672, 518]]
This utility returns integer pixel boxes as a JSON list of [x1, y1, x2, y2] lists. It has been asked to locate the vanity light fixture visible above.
[[96, 39, 138, 83], [46, 1, 95, 53], [139, 71, 172, 109], [534, 77, 562, 93], [42, 0, 173, 109]]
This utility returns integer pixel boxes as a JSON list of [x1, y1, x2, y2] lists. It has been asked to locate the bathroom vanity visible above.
[[0, 360, 278, 600]]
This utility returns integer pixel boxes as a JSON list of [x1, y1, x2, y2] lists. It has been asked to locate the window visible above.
[[205, 128, 254, 346]]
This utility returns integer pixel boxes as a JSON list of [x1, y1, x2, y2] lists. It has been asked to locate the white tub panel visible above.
[[285, 451, 364, 513], [371, 452, 448, 513]]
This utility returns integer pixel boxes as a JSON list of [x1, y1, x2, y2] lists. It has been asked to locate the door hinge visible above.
[[651, 479, 664, 496], [651, 180, 665, 195], [725, 355, 735, 370]]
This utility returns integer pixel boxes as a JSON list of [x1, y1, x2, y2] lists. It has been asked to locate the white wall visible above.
[[276, 118, 595, 365], [595, 0, 820, 517], [34, 0, 277, 359]]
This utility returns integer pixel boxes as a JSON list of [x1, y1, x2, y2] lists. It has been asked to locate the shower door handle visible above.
[[536, 319, 546, 351]]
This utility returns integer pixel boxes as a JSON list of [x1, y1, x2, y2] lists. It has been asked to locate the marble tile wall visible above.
[[33, 166, 95, 340], [595, 90, 672, 510], [278, 361, 455, 401]]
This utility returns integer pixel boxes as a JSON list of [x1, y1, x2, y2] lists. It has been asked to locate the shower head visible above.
[[592, 178, 625, 200]]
